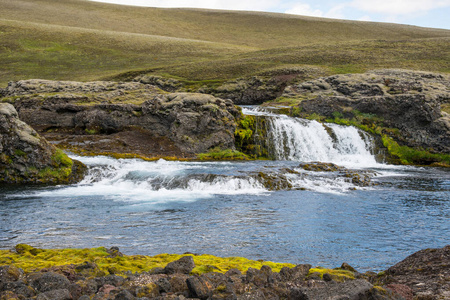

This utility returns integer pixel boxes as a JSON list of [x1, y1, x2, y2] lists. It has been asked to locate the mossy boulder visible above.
[[0, 103, 85, 184]]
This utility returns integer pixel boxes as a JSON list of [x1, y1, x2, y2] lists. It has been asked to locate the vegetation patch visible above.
[[0, 244, 295, 275], [197, 148, 250, 161], [234, 115, 271, 159], [307, 267, 355, 282]]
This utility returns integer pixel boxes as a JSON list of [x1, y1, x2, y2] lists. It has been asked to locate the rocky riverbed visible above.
[[0, 245, 449, 300]]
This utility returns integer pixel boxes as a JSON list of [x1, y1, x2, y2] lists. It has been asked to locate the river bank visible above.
[[1, 244, 449, 300]]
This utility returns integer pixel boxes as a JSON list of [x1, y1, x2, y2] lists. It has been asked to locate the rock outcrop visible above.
[[282, 70, 450, 153], [133, 67, 327, 105], [0, 80, 241, 157], [374, 245, 450, 299], [0, 103, 85, 184]]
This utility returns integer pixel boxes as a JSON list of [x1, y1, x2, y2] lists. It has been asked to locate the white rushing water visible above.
[[28, 156, 269, 204], [10, 107, 388, 203], [242, 107, 378, 168]]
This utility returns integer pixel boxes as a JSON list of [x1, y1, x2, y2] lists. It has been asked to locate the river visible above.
[[0, 108, 449, 272]]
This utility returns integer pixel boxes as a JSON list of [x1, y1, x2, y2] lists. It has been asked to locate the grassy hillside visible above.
[[0, 0, 449, 86]]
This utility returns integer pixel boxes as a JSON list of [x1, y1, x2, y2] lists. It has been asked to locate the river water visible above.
[[0, 108, 449, 272]]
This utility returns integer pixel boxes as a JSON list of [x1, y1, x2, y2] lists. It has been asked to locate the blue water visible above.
[[1, 156, 449, 272]]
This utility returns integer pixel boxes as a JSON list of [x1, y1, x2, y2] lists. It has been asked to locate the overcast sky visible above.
[[90, 0, 450, 30]]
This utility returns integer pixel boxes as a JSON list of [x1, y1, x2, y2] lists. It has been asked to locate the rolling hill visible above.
[[0, 0, 449, 86]]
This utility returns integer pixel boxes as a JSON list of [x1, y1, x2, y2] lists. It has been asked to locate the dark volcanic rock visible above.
[[377, 245, 450, 299], [35, 288, 72, 300], [283, 70, 450, 154], [0, 102, 86, 184], [164, 256, 195, 275], [186, 275, 214, 300], [28, 272, 70, 293]]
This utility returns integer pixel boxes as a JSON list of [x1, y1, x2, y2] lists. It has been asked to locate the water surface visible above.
[[1, 156, 448, 272]]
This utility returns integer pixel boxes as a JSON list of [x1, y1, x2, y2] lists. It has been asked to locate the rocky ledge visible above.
[[281, 69, 450, 154], [0, 103, 85, 184], [0, 80, 241, 158], [0, 245, 449, 300]]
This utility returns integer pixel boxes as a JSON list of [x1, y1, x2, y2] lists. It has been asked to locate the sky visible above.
[[90, 0, 450, 30]]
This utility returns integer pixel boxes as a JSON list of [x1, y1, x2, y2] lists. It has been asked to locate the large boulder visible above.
[[0, 102, 85, 184], [282, 70, 450, 153]]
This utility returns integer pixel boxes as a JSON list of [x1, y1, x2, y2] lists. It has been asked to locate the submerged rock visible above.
[[0, 102, 85, 184]]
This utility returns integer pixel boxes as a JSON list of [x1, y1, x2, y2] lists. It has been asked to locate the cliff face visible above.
[[0, 103, 85, 184], [282, 70, 450, 154], [1, 80, 241, 158]]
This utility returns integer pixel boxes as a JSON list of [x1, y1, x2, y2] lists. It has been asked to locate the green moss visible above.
[[13, 149, 26, 157], [197, 148, 249, 161], [84, 128, 98, 135], [52, 148, 73, 168], [381, 135, 450, 166], [235, 115, 255, 147], [307, 267, 355, 282], [34, 148, 75, 183], [234, 114, 271, 159], [0, 244, 294, 276]]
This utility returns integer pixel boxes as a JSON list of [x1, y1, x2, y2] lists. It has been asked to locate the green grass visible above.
[[0, 244, 295, 275], [0, 0, 449, 86]]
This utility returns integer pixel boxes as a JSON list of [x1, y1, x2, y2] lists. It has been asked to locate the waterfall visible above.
[[242, 107, 378, 167]]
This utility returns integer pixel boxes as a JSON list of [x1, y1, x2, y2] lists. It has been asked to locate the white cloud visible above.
[[358, 15, 372, 21], [285, 3, 324, 17], [350, 0, 450, 15], [285, 3, 346, 19]]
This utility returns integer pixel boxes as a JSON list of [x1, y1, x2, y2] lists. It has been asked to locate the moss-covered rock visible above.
[[0, 103, 85, 184], [0, 244, 294, 276]]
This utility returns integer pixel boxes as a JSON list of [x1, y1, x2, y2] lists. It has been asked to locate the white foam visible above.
[[291, 176, 370, 194], [29, 157, 269, 204]]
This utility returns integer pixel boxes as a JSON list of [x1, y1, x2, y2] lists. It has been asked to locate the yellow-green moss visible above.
[[307, 267, 355, 282], [197, 148, 250, 161], [0, 244, 294, 276], [381, 135, 450, 166]]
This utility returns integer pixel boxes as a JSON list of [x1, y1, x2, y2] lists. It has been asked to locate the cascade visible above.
[[242, 107, 378, 167]]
